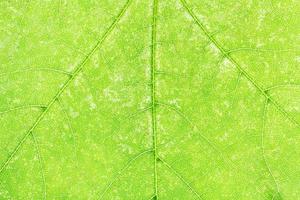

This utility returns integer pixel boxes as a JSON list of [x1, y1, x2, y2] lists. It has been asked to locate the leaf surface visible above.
[[0, 0, 299, 199]]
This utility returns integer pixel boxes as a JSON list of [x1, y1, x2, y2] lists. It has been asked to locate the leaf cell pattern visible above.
[[0, 0, 299, 199]]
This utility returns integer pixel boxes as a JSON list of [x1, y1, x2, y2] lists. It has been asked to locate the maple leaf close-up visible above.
[[0, 0, 299, 199]]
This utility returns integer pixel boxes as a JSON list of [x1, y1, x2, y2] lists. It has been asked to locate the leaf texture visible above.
[[0, 0, 299, 199]]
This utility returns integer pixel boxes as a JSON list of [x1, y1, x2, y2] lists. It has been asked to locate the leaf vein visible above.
[[261, 99, 280, 198], [0, 0, 132, 175], [97, 149, 153, 200], [0, 104, 46, 115], [179, 0, 300, 128], [158, 156, 203, 200], [150, 0, 159, 198], [31, 133, 47, 200]]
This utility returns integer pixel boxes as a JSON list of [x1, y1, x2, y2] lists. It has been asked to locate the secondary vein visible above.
[[180, 0, 300, 128], [151, 0, 159, 198], [0, 0, 132, 175]]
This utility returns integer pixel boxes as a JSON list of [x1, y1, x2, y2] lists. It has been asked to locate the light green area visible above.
[[0, 0, 299, 199]]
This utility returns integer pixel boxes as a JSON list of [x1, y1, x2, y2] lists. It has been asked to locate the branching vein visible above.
[[159, 157, 203, 200], [0, 0, 132, 175], [179, 0, 300, 128], [31, 133, 47, 200], [261, 99, 280, 198], [97, 149, 153, 200]]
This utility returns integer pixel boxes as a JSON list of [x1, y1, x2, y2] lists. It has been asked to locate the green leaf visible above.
[[0, 0, 299, 199]]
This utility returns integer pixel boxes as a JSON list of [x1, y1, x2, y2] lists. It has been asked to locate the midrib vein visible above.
[[0, 0, 132, 174], [151, 0, 159, 198]]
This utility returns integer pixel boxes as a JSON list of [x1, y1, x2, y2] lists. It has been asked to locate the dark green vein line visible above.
[[261, 99, 280, 198], [151, 0, 159, 198], [155, 101, 236, 169], [0, 68, 72, 77], [0, 104, 46, 115], [158, 157, 203, 200], [97, 149, 153, 200], [0, 0, 132, 175], [265, 83, 300, 91], [180, 0, 300, 128], [226, 47, 298, 54], [147, 194, 157, 200], [30, 133, 47, 200], [57, 98, 79, 167]]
